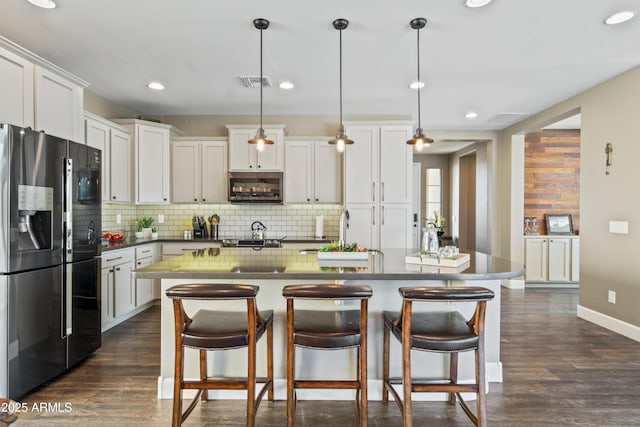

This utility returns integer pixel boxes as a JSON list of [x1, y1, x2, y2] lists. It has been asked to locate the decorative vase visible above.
[[135, 231, 143, 239], [151, 232, 158, 239], [142, 227, 152, 239]]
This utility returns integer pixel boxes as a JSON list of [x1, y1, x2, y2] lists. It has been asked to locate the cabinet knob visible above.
[[249, 165, 253, 168], [315, 198, 319, 202], [163, 198, 167, 201], [194, 198, 198, 202], [112, 196, 116, 200], [307, 198, 310, 202], [115, 267, 120, 271], [202, 199, 206, 202], [258, 164, 262, 168]]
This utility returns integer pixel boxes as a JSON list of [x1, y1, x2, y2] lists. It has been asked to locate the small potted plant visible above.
[[151, 227, 158, 239], [136, 217, 154, 239], [427, 211, 446, 237], [134, 221, 144, 239]]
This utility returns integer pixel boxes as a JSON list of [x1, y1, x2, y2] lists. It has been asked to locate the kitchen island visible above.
[[133, 247, 524, 401]]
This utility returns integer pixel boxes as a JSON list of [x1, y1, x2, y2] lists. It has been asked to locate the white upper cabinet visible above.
[[85, 113, 131, 203], [34, 66, 84, 141], [171, 138, 228, 203], [285, 139, 342, 204], [1, 38, 86, 140], [227, 125, 285, 171], [0, 45, 34, 128], [379, 125, 413, 204], [114, 119, 181, 204], [344, 126, 379, 204]]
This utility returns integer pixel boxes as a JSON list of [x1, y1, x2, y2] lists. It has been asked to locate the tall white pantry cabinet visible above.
[[344, 123, 414, 249]]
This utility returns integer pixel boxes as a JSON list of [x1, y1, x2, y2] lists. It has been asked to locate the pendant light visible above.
[[328, 18, 354, 153], [407, 17, 433, 151], [248, 18, 274, 152]]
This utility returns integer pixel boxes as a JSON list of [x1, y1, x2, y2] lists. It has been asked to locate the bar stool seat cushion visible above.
[[182, 309, 274, 349], [292, 309, 363, 349], [383, 310, 478, 353]]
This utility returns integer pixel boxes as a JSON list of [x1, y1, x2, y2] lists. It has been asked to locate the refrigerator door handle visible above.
[[64, 158, 73, 261], [64, 265, 72, 337]]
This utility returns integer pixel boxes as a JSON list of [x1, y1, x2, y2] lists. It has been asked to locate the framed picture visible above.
[[545, 214, 574, 235]]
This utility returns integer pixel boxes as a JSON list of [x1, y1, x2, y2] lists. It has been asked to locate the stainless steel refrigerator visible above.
[[0, 123, 102, 399]]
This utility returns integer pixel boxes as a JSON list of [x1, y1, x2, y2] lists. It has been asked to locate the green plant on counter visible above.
[[151, 227, 157, 233], [136, 217, 154, 230], [426, 211, 446, 233]]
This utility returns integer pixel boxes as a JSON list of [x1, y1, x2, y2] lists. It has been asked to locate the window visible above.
[[425, 168, 442, 221]]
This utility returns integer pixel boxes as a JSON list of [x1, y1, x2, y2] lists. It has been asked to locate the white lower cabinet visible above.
[[135, 244, 159, 306], [101, 248, 135, 330], [524, 236, 579, 284]]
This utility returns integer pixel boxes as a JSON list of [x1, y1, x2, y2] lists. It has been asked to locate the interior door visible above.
[[459, 153, 477, 250]]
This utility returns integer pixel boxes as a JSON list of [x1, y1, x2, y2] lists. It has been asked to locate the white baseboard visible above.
[[502, 279, 524, 289], [157, 361, 502, 401], [577, 305, 640, 342]]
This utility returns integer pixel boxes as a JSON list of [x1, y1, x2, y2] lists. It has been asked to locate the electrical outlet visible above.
[[158, 214, 164, 224], [116, 214, 121, 224], [608, 290, 616, 304]]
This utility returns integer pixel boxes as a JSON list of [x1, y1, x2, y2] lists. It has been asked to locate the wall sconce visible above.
[[605, 142, 612, 175]]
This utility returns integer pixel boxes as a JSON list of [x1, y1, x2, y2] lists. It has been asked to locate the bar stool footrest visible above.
[[294, 379, 361, 389]]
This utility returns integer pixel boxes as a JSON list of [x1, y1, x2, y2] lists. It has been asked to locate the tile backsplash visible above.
[[102, 202, 342, 240]]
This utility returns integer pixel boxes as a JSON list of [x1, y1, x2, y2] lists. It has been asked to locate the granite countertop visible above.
[[101, 236, 336, 252], [132, 246, 525, 281]]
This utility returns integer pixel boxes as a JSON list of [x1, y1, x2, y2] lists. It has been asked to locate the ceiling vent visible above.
[[487, 113, 530, 124], [239, 76, 272, 88]]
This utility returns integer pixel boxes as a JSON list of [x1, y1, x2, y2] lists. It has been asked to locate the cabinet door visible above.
[[344, 125, 378, 203], [85, 118, 111, 201], [571, 238, 580, 282], [171, 141, 200, 203], [114, 260, 135, 317], [228, 128, 256, 170], [285, 141, 313, 203], [379, 125, 413, 204], [0, 46, 34, 128], [548, 238, 571, 282], [524, 238, 547, 282], [201, 141, 228, 203], [110, 128, 131, 203], [136, 124, 170, 203], [314, 142, 342, 203], [380, 204, 413, 249], [34, 67, 83, 141], [256, 129, 284, 170], [345, 204, 378, 250], [101, 266, 114, 323], [135, 257, 154, 306]]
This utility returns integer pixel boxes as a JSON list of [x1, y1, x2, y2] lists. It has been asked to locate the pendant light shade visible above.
[[248, 18, 274, 151], [407, 18, 433, 151], [328, 18, 354, 153]]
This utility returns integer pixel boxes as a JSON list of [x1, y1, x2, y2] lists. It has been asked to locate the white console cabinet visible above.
[[524, 236, 579, 284]]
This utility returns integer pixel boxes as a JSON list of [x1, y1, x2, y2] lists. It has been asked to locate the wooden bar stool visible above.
[[282, 284, 373, 427], [382, 286, 495, 427], [165, 283, 274, 427]]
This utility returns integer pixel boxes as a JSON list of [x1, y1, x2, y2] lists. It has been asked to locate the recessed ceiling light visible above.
[[604, 10, 637, 25], [409, 81, 425, 89], [279, 81, 294, 90], [465, 112, 478, 119], [465, 0, 493, 8], [27, 0, 56, 9], [147, 82, 165, 91]]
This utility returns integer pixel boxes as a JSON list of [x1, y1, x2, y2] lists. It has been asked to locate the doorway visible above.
[[459, 152, 477, 250]]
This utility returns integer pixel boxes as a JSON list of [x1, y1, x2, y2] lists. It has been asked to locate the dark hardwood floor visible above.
[[15, 288, 640, 426]]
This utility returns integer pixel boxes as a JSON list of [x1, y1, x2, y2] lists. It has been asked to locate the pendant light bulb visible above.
[[248, 19, 274, 148], [328, 18, 354, 152], [407, 18, 433, 150]]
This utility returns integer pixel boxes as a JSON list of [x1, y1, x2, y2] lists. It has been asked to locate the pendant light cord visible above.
[[260, 27, 264, 129], [416, 25, 421, 130], [339, 27, 343, 127]]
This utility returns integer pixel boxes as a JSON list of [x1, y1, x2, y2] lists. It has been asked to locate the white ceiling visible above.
[[1, 1, 638, 131]]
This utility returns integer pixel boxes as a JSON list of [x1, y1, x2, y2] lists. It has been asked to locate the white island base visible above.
[[157, 278, 502, 402]]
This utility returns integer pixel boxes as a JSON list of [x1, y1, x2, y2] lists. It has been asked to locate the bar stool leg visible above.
[[476, 348, 487, 427], [267, 322, 274, 401], [401, 302, 413, 427], [359, 301, 368, 427], [200, 350, 208, 401], [172, 301, 184, 427], [449, 352, 458, 404], [247, 336, 256, 427], [382, 325, 390, 403], [286, 299, 295, 427]]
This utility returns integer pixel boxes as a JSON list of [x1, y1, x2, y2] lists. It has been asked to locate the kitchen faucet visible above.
[[338, 207, 350, 248]]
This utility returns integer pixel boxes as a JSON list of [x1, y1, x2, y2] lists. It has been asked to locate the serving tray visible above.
[[405, 252, 470, 268]]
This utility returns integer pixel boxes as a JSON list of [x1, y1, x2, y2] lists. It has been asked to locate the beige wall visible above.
[[499, 65, 640, 329], [84, 89, 138, 119]]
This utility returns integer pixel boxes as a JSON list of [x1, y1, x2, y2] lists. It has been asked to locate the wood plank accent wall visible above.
[[524, 129, 580, 235]]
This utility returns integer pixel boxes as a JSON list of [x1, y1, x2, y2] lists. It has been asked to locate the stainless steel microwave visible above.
[[228, 171, 283, 203]]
